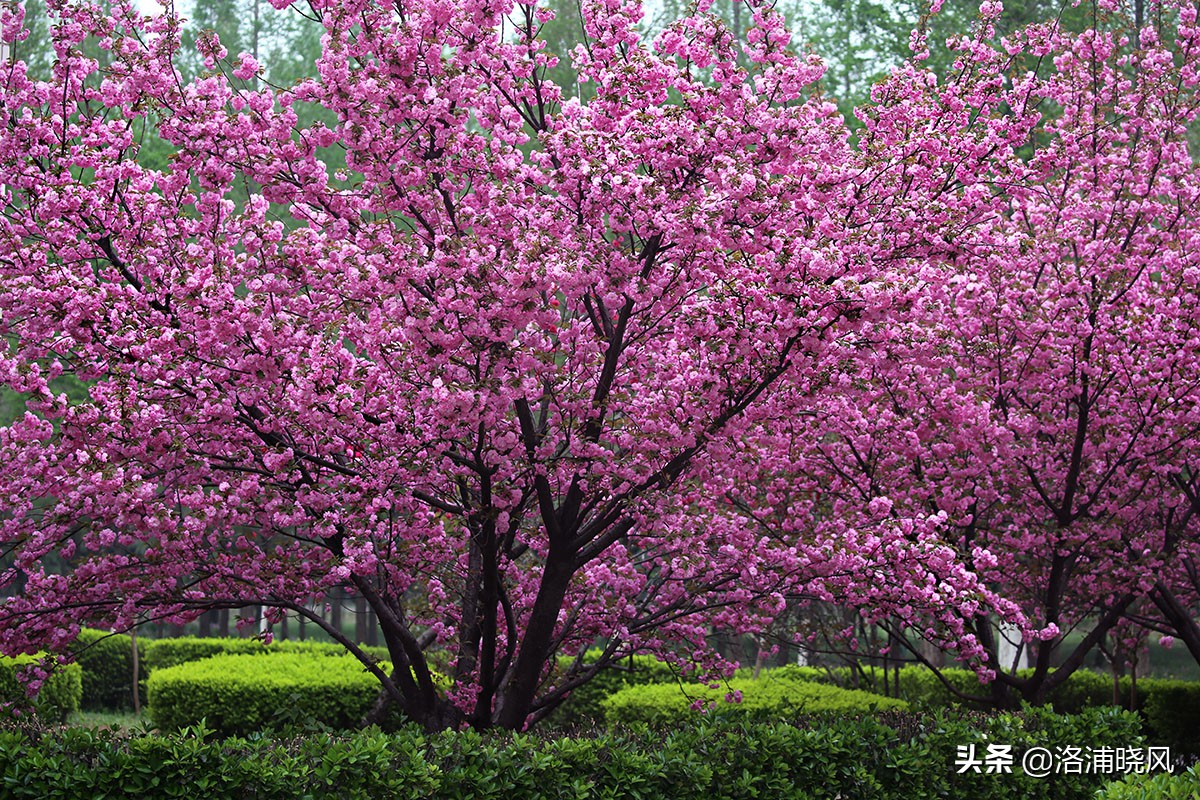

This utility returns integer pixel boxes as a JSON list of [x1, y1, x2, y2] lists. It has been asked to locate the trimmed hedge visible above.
[[140, 636, 390, 674], [1140, 682, 1200, 761], [72, 629, 137, 711], [0, 708, 1148, 799], [602, 675, 908, 725], [0, 656, 82, 723], [1094, 766, 1200, 800], [767, 664, 1200, 758], [146, 652, 389, 736], [767, 664, 1003, 710], [545, 653, 679, 727], [65, 630, 392, 714]]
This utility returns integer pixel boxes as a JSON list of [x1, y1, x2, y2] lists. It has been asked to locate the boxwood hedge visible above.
[[1094, 766, 1200, 800], [602, 675, 908, 725], [140, 636, 390, 674], [544, 652, 679, 727], [0, 707, 1149, 799], [72, 629, 137, 711], [67, 630, 393, 714], [146, 652, 390, 736], [764, 664, 1200, 758]]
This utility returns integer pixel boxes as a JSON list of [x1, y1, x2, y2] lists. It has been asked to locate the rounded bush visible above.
[[545, 651, 679, 727], [1139, 680, 1200, 760], [72, 629, 137, 711], [146, 652, 389, 736]]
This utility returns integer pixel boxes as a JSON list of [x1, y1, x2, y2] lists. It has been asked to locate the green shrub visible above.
[[0, 707, 1148, 800], [146, 652, 390, 736], [72, 629, 137, 712], [1038, 669, 1118, 715], [768, 665, 1200, 766], [1095, 766, 1200, 800], [1139, 680, 1200, 760], [545, 652, 679, 727], [601, 674, 908, 725], [141, 636, 390, 675], [760, 663, 993, 709], [0, 656, 82, 723]]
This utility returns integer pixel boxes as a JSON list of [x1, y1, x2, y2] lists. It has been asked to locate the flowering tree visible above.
[[0, 0, 1022, 730], [2, 0, 1194, 730], [740, 1, 1200, 704]]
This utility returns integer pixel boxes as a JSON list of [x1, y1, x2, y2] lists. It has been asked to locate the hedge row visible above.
[[146, 653, 390, 737], [0, 708, 1148, 800], [72, 629, 137, 711], [66, 630, 390, 712], [601, 675, 908, 725], [0, 656, 82, 723], [142, 636, 391, 674], [768, 665, 1200, 758], [544, 653, 678, 727]]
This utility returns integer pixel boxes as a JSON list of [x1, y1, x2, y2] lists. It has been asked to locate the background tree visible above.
[[747, 0, 1200, 704]]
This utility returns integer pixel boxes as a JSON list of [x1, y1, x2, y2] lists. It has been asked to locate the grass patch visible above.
[[67, 709, 148, 730]]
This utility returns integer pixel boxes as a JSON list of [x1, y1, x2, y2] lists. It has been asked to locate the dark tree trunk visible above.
[[1151, 582, 1200, 666], [355, 594, 368, 645]]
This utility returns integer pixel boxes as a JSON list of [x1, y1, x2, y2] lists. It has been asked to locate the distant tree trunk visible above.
[[1150, 582, 1200, 666], [130, 629, 141, 715], [330, 587, 343, 638], [918, 637, 946, 669], [198, 611, 212, 638], [218, 608, 230, 637], [752, 637, 768, 680], [366, 606, 379, 647], [355, 594, 368, 644]]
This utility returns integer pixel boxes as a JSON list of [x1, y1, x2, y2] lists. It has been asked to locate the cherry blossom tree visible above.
[[0, 0, 1029, 730], [738, 0, 1200, 705], [2, 0, 1195, 731]]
